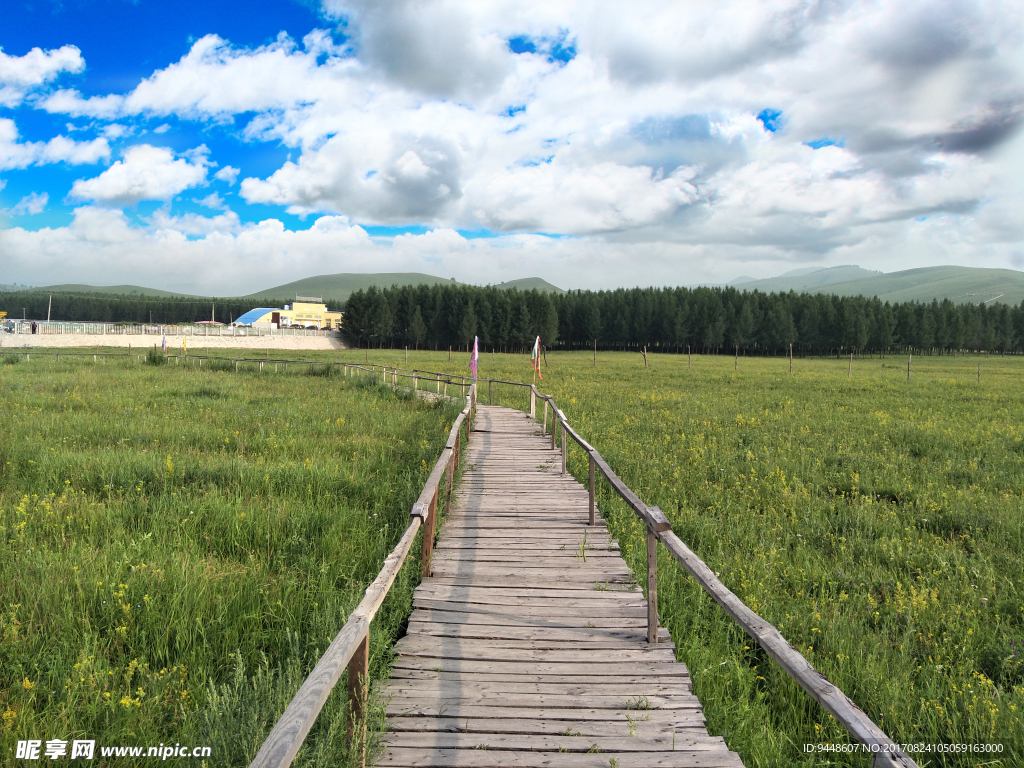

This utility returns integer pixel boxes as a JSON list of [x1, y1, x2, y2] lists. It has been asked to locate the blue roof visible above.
[[235, 308, 277, 325]]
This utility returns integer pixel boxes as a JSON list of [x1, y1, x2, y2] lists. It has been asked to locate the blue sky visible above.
[[1, 0, 1021, 294]]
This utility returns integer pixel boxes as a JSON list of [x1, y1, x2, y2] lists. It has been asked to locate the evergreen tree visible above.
[[409, 305, 426, 349]]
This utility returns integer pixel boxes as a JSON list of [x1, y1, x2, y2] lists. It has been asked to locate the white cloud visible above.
[[195, 192, 227, 209], [69, 144, 210, 205], [9, 192, 48, 215], [15, 1, 1024, 281], [213, 165, 240, 184], [152, 124, 171, 134], [101, 124, 133, 139], [150, 207, 241, 235], [39, 89, 124, 119], [0, 45, 84, 107], [0, 118, 110, 170]]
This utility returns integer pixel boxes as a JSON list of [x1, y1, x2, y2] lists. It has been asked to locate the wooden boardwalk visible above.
[[378, 405, 743, 767]]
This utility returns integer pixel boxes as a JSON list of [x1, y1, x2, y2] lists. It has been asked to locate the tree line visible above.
[[342, 283, 1024, 356], [0, 292, 306, 325]]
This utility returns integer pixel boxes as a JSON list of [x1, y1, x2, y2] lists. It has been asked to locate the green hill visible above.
[[731, 265, 882, 292], [821, 266, 1024, 305], [493, 277, 564, 293], [732, 265, 1024, 305], [246, 273, 565, 303], [31, 283, 195, 297], [244, 273, 460, 303]]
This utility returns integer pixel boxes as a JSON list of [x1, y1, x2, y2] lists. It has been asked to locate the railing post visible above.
[[647, 528, 659, 643], [346, 630, 369, 767], [445, 450, 455, 512], [561, 419, 567, 475], [422, 485, 438, 578], [589, 455, 596, 526]]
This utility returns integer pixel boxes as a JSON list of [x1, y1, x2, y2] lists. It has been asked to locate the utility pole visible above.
[[789, 343, 793, 374], [211, 302, 215, 324], [47, 295, 51, 322], [593, 339, 597, 366]]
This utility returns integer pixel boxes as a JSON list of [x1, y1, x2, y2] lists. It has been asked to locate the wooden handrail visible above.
[[526, 383, 919, 768], [249, 387, 475, 768]]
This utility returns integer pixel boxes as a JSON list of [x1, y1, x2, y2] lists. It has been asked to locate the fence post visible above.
[[647, 528, 658, 643], [346, 631, 369, 768], [422, 484, 438, 578], [488, 379, 492, 405], [561, 420, 567, 475], [589, 456, 596, 526], [445, 450, 455, 512]]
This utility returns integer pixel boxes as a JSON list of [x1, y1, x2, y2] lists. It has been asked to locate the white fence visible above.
[[4, 321, 336, 338]]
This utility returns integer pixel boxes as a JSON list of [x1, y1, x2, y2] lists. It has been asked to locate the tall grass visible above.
[[0, 355, 459, 766]]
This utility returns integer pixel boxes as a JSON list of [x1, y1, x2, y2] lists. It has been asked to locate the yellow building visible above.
[[235, 297, 343, 330]]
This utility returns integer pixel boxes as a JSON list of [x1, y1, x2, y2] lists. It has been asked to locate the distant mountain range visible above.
[[16, 273, 566, 303], [727, 265, 1024, 305], [9, 266, 1024, 305]]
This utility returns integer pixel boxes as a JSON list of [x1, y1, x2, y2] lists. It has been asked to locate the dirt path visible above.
[[0, 334, 346, 351]]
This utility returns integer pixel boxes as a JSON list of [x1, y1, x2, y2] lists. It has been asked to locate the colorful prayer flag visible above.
[[470, 336, 479, 381], [162, 334, 166, 352], [531, 336, 543, 380]]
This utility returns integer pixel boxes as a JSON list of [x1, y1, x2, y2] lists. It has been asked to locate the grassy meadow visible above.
[[0, 351, 460, 766], [2, 345, 1022, 767], [346, 347, 1023, 767]]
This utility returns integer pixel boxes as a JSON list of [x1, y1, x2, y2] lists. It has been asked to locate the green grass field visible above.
[[0, 352, 460, 766], [3, 347, 1022, 767]]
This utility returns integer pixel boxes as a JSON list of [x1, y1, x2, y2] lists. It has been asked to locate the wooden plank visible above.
[[394, 637, 675, 659], [377, 749, 744, 767], [384, 717, 704, 737], [389, 659, 690, 677], [385, 692, 700, 710], [381, 733, 728, 752], [404, 622, 655, 643], [387, 671, 690, 687], [412, 589, 644, 605], [381, 681, 691, 697], [411, 600, 647, 619], [385, 705, 702, 722]]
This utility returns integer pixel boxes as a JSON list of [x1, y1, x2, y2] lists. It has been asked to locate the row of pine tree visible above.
[[341, 284, 1024, 355]]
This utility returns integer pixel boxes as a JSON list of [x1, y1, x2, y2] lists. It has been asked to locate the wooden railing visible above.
[[248, 381, 476, 768]]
